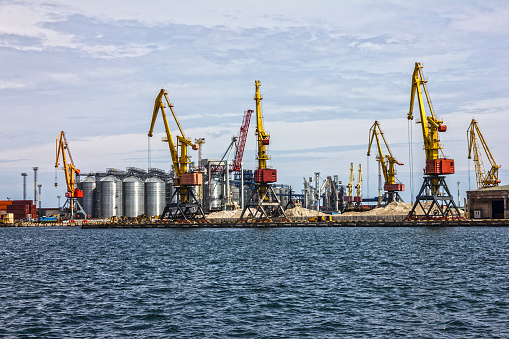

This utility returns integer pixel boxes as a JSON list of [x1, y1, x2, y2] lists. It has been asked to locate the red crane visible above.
[[232, 109, 253, 171], [210, 109, 253, 172]]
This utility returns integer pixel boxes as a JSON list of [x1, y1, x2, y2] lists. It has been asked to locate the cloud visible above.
[[1, 0, 508, 206]]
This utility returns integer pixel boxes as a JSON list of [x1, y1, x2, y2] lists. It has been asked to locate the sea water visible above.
[[0, 226, 508, 338]]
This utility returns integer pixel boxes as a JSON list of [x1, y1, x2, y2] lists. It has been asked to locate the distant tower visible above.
[[33, 167, 38, 208], [21, 173, 27, 200], [57, 196, 61, 209], [38, 184, 42, 210]]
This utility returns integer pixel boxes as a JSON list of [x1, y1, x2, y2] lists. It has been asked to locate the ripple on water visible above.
[[0, 226, 508, 338]]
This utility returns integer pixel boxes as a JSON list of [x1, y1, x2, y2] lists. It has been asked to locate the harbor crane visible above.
[[55, 131, 86, 219], [344, 163, 355, 211], [367, 120, 405, 205], [240, 81, 286, 219], [407, 62, 461, 219], [354, 164, 363, 210], [148, 88, 205, 220], [467, 119, 501, 188]]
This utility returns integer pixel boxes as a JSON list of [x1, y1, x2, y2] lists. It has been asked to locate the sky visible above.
[[1, 0, 508, 208]]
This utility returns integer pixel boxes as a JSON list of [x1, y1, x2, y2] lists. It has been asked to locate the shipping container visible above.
[[254, 168, 277, 183], [425, 159, 455, 175], [181, 172, 203, 186]]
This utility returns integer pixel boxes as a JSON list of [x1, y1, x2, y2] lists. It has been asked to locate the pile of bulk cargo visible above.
[[0, 200, 37, 223]]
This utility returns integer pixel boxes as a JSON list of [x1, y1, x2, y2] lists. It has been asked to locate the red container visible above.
[[438, 125, 447, 132], [353, 196, 362, 203], [181, 172, 203, 186], [426, 159, 455, 175], [12, 200, 34, 206], [254, 168, 277, 183], [384, 183, 405, 192], [344, 196, 354, 202]]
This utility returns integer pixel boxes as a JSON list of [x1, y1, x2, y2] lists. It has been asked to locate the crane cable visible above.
[[366, 154, 369, 200], [407, 119, 414, 203], [148, 136, 151, 171]]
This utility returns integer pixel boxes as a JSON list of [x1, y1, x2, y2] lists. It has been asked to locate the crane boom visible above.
[[467, 119, 501, 188], [232, 110, 253, 171]]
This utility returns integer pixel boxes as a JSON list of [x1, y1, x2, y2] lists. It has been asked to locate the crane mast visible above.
[[55, 131, 86, 219], [406, 62, 461, 219], [148, 88, 205, 220], [367, 121, 404, 204], [467, 119, 501, 188]]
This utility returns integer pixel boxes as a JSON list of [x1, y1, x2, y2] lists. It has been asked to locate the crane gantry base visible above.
[[407, 175, 462, 219], [60, 198, 87, 219], [161, 187, 206, 220], [240, 184, 286, 219]]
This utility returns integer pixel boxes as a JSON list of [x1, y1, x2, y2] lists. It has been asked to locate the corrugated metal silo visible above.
[[100, 175, 118, 218], [79, 176, 96, 218], [231, 186, 240, 206], [123, 176, 144, 217], [115, 176, 123, 217], [205, 179, 221, 210], [145, 177, 166, 217], [279, 187, 288, 207]]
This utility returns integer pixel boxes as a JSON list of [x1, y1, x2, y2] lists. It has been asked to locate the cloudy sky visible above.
[[1, 0, 508, 207]]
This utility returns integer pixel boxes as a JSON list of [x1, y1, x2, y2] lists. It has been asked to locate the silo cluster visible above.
[[78, 167, 170, 218]]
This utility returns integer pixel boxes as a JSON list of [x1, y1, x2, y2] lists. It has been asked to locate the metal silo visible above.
[[145, 177, 166, 217], [279, 187, 288, 207], [231, 186, 240, 206], [100, 175, 118, 218], [123, 176, 144, 217], [205, 179, 221, 210], [79, 176, 96, 218], [115, 176, 123, 217]]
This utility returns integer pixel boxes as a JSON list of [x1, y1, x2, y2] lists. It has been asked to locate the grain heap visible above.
[[341, 201, 464, 217], [284, 206, 328, 217], [341, 202, 414, 216], [206, 209, 243, 219]]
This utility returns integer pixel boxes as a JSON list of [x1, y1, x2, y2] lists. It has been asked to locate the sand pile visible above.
[[206, 209, 243, 219], [341, 201, 464, 216], [284, 206, 328, 217], [341, 202, 414, 216]]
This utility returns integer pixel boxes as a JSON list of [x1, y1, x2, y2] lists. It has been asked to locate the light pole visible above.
[[21, 173, 27, 200], [457, 181, 460, 208], [38, 184, 42, 211]]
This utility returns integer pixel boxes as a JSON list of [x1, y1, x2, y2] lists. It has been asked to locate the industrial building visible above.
[[467, 185, 509, 219]]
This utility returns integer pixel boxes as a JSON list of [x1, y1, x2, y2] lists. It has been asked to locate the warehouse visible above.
[[467, 185, 509, 219]]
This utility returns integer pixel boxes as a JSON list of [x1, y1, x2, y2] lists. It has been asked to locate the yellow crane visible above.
[[344, 163, 355, 210], [367, 120, 404, 204], [407, 62, 461, 219], [240, 80, 285, 219], [55, 131, 86, 219], [148, 88, 204, 219], [467, 119, 501, 188], [354, 164, 363, 210]]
